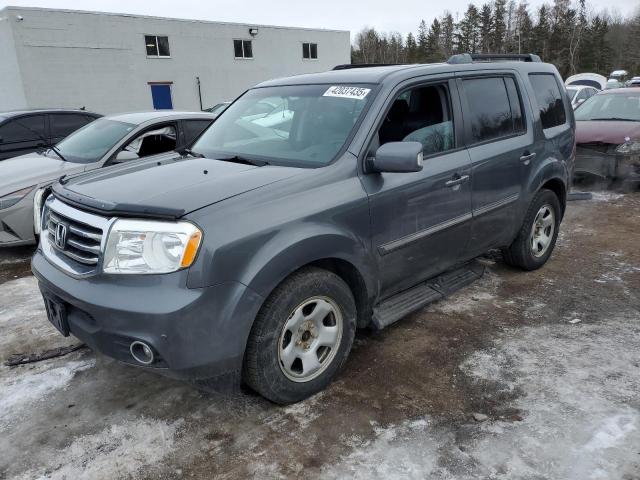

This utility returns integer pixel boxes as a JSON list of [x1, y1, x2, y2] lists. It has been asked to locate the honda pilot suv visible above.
[[32, 54, 574, 404]]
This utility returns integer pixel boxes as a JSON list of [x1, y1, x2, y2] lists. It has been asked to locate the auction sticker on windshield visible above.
[[323, 86, 371, 100]]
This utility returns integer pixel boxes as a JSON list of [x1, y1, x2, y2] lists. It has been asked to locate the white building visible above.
[[0, 7, 351, 114]]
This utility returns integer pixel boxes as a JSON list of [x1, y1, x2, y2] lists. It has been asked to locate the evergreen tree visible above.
[[417, 19, 429, 62], [478, 3, 493, 53], [458, 4, 480, 53], [426, 19, 443, 62], [440, 12, 456, 58], [492, 0, 508, 53], [405, 32, 418, 63]]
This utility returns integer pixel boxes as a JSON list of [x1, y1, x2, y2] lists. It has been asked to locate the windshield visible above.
[[53, 118, 135, 163], [192, 84, 374, 167], [566, 88, 578, 100], [574, 93, 640, 122]]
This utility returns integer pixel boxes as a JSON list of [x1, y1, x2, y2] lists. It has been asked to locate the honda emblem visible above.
[[54, 222, 68, 249]]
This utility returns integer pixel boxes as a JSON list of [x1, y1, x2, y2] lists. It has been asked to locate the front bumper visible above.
[[32, 249, 264, 382], [0, 191, 36, 246], [574, 145, 640, 184]]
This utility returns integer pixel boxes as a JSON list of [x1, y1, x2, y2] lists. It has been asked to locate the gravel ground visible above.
[[0, 191, 639, 480]]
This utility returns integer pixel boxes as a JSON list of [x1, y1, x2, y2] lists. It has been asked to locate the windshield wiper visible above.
[[47, 145, 68, 162], [215, 155, 268, 167], [588, 117, 638, 122], [178, 148, 205, 158]]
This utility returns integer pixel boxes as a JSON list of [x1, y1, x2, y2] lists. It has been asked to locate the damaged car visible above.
[[0, 111, 215, 246], [574, 88, 640, 189]]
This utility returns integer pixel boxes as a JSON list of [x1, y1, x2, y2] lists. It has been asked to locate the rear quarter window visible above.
[[462, 76, 524, 144], [529, 73, 567, 130]]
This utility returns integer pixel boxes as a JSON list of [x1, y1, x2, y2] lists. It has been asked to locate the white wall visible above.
[[0, 13, 27, 110], [1, 7, 351, 114]]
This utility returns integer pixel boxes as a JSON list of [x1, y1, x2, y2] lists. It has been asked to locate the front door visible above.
[[456, 73, 534, 256], [150, 83, 173, 110], [361, 79, 473, 298]]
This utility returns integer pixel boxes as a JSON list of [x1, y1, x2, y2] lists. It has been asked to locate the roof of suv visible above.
[[256, 59, 557, 88]]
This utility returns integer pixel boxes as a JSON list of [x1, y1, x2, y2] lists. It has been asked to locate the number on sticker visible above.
[[323, 86, 371, 100]]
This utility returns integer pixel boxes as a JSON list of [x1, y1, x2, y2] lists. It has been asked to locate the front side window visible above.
[[303, 43, 318, 59], [529, 73, 567, 129], [53, 119, 135, 163], [462, 77, 522, 143], [193, 84, 374, 167], [574, 92, 640, 122], [234, 39, 253, 59], [376, 83, 455, 156], [145, 35, 170, 57], [0, 115, 46, 143], [121, 125, 177, 158]]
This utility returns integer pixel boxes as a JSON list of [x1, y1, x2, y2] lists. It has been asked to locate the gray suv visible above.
[[32, 54, 575, 404]]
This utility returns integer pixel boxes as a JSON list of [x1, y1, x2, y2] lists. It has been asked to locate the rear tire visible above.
[[503, 189, 561, 271], [243, 267, 356, 404]]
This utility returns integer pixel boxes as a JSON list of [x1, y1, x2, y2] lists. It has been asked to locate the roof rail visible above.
[[447, 53, 542, 64], [332, 63, 401, 70]]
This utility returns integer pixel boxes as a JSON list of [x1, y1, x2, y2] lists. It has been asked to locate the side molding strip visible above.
[[472, 193, 519, 217], [378, 213, 473, 256]]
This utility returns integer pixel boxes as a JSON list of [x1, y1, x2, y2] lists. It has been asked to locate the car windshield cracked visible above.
[[192, 84, 374, 168]]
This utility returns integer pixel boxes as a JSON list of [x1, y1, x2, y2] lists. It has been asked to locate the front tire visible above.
[[243, 267, 356, 404], [503, 189, 561, 271]]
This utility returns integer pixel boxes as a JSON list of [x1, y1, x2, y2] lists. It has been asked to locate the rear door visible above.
[[0, 114, 48, 160], [457, 73, 534, 256], [50, 113, 96, 145]]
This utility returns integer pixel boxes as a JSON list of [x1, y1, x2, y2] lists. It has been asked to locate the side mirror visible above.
[[370, 141, 423, 173], [114, 150, 139, 163]]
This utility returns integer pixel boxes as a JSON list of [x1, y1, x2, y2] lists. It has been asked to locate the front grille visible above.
[[47, 211, 103, 265], [42, 197, 111, 275]]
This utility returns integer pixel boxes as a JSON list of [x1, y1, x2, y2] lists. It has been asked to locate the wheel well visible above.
[[541, 178, 566, 216], [308, 258, 371, 328]]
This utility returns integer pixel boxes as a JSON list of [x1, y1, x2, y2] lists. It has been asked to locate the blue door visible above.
[[150, 84, 173, 110]]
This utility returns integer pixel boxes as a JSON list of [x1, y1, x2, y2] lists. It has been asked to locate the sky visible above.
[[0, 0, 638, 39]]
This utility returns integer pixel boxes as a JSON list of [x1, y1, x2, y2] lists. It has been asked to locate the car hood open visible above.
[[576, 121, 640, 145], [0, 153, 85, 197], [54, 156, 303, 218]]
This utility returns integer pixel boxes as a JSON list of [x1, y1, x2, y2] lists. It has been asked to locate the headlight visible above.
[[104, 219, 202, 274], [616, 139, 640, 154], [0, 186, 34, 210], [33, 188, 50, 235]]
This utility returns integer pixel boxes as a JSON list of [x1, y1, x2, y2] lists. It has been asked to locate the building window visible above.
[[234, 39, 253, 59], [145, 35, 170, 57], [303, 42, 318, 59]]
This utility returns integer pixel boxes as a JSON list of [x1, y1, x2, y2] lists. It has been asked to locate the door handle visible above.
[[445, 174, 470, 187], [520, 152, 536, 165]]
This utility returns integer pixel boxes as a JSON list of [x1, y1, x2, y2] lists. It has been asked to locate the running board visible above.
[[371, 260, 485, 330]]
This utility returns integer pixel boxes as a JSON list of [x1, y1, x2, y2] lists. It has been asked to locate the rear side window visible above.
[[182, 119, 212, 145], [0, 115, 46, 143], [529, 73, 567, 130], [51, 114, 94, 138], [462, 77, 521, 144]]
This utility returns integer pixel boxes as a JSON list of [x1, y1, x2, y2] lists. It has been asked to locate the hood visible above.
[[576, 121, 640, 145], [0, 153, 84, 197], [56, 155, 303, 217]]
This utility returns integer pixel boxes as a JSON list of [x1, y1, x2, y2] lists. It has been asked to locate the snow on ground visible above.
[[16, 417, 184, 480], [323, 315, 640, 479], [0, 352, 95, 430], [0, 276, 77, 363]]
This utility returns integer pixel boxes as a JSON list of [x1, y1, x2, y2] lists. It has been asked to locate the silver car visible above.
[[0, 111, 215, 246]]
